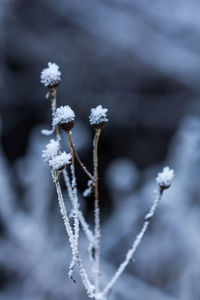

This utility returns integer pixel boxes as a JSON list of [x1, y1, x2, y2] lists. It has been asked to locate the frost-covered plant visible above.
[[40, 62, 61, 88], [40, 63, 175, 299]]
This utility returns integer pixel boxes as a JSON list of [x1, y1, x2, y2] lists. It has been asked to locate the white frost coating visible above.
[[41, 96, 58, 137], [68, 165, 80, 279], [156, 166, 174, 187], [62, 170, 94, 243], [89, 105, 108, 125], [53, 105, 75, 126], [40, 62, 61, 87], [49, 152, 71, 170], [83, 180, 93, 197], [42, 139, 60, 162], [53, 172, 94, 297], [97, 188, 163, 299]]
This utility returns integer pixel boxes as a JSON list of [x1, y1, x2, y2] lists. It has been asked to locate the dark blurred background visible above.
[[1, 0, 200, 299]]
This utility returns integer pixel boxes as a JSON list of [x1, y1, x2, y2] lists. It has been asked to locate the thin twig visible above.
[[53, 171, 94, 296], [62, 169, 95, 242], [96, 187, 163, 299], [66, 131, 80, 279], [93, 128, 101, 293], [50, 88, 60, 140], [67, 130, 93, 181]]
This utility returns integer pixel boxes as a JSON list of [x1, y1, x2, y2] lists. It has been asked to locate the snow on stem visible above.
[[53, 171, 94, 296], [93, 128, 101, 293], [96, 187, 163, 299], [62, 168, 95, 246], [66, 131, 80, 278], [41, 88, 60, 140]]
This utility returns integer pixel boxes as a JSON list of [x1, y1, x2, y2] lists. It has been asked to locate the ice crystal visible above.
[[89, 105, 108, 125], [42, 139, 60, 162], [53, 105, 75, 126], [49, 152, 71, 171], [156, 166, 174, 187], [40, 62, 61, 87]]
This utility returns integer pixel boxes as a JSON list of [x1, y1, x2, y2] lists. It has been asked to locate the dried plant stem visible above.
[[50, 88, 60, 139], [96, 188, 163, 299], [93, 128, 101, 293], [67, 130, 93, 180], [53, 171, 94, 296], [67, 130, 75, 171], [41, 87, 59, 137], [62, 169, 94, 243], [66, 131, 80, 279]]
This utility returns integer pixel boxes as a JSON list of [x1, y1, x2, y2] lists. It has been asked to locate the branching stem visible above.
[[53, 171, 94, 296], [96, 188, 163, 299]]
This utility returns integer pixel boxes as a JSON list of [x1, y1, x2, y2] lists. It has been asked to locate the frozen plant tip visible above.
[[48, 152, 71, 171], [40, 62, 61, 88], [89, 105, 108, 128], [156, 166, 174, 190], [53, 105, 75, 131], [42, 139, 60, 162]]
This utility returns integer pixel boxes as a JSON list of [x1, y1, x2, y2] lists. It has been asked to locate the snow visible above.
[[89, 105, 108, 125], [48, 152, 71, 170], [53, 105, 75, 126], [156, 166, 174, 188], [41, 139, 60, 162], [40, 62, 61, 87]]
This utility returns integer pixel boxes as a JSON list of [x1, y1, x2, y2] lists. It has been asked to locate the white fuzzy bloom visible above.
[[156, 166, 174, 187], [49, 152, 71, 171], [53, 105, 75, 126], [89, 105, 108, 125], [40, 62, 61, 87], [42, 139, 60, 162]]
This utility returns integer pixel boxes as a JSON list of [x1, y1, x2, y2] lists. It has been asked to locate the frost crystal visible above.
[[49, 152, 71, 171], [53, 106, 75, 126], [156, 166, 174, 187], [89, 105, 108, 125], [42, 139, 60, 162], [40, 62, 61, 87]]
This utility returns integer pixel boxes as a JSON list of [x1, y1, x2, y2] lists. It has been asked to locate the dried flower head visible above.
[[156, 166, 174, 190], [40, 62, 61, 88], [89, 105, 108, 129], [49, 152, 71, 171], [42, 139, 60, 162], [53, 105, 75, 131]]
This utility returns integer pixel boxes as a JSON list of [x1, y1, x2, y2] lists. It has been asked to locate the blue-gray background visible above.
[[0, 0, 200, 299]]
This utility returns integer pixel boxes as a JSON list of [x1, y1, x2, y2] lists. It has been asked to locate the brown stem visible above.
[[93, 128, 101, 293], [66, 131, 75, 176], [50, 88, 59, 139], [67, 130, 93, 181]]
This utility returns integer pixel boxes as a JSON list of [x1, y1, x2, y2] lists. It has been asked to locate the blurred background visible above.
[[1, 0, 200, 299]]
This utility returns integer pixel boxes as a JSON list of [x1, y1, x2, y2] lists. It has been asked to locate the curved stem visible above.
[[96, 188, 163, 299], [93, 128, 101, 293], [67, 130, 93, 181]]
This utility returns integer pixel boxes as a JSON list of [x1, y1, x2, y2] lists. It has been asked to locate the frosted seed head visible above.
[[49, 152, 71, 171], [42, 139, 60, 162], [89, 105, 108, 129], [40, 62, 61, 88], [53, 105, 75, 131], [156, 166, 174, 190]]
